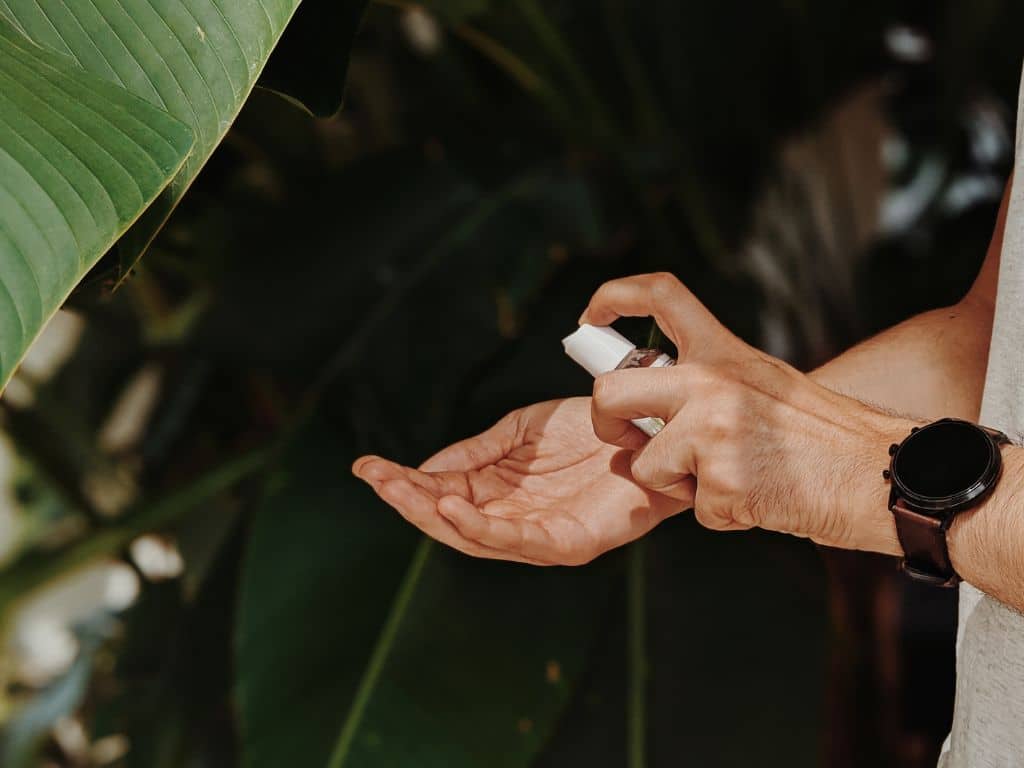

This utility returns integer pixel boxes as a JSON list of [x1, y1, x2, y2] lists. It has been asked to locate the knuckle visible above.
[[684, 362, 719, 390], [692, 371, 746, 433], [591, 373, 616, 408], [707, 400, 740, 436], [629, 457, 655, 488], [650, 273, 683, 308], [649, 271, 681, 290], [693, 504, 723, 531], [593, 278, 618, 301]]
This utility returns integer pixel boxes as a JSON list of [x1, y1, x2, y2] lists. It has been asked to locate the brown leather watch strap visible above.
[[891, 500, 959, 587]]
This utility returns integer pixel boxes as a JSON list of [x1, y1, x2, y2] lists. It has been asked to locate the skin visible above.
[[353, 398, 680, 566], [355, 174, 1024, 612]]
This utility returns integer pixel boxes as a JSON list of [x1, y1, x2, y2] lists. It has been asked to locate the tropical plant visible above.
[[0, 1, 1019, 767]]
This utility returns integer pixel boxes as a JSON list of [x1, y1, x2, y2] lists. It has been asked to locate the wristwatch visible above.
[[884, 418, 1010, 587]]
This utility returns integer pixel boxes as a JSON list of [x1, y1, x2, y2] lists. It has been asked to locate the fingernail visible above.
[[353, 456, 383, 480], [354, 470, 382, 493]]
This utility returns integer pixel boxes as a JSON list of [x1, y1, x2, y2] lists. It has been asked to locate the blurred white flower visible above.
[[401, 6, 443, 55], [91, 734, 130, 764], [9, 562, 139, 686], [3, 310, 84, 409], [53, 716, 89, 761], [13, 617, 78, 687], [879, 154, 946, 234], [130, 534, 185, 581], [942, 175, 1004, 215], [81, 464, 138, 518], [104, 563, 141, 610], [2, 376, 36, 409], [98, 364, 163, 455], [885, 25, 932, 62], [17, 310, 85, 382], [967, 101, 1012, 167]]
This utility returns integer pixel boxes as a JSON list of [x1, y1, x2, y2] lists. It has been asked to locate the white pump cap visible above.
[[562, 324, 636, 377]]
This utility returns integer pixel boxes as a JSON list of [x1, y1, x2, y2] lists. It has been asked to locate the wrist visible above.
[[947, 443, 1023, 591], [843, 414, 911, 556]]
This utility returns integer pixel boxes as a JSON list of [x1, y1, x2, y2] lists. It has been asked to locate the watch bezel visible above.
[[889, 418, 1004, 519]]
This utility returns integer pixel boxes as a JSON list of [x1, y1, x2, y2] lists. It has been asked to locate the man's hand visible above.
[[583, 273, 906, 554], [352, 398, 682, 565], [354, 271, 913, 565]]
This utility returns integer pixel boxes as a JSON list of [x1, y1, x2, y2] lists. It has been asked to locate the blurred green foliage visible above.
[[0, 1, 1020, 766]]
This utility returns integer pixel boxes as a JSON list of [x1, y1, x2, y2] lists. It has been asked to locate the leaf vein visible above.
[[0, 63, 149, 217], [47, 0, 127, 88], [0, 115, 93, 263], [93, 0, 203, 134], [25, 0, 79, 61], [137, 0, 225, 125]]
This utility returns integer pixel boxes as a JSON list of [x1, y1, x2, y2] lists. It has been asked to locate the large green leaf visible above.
[[0, 16, 192, 390], [236, 430, 608, 768], [0, 0, 302, 272], [0, 0, 367, 390]]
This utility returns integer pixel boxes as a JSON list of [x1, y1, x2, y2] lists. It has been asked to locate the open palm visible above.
[[352, 398, 685, 565]]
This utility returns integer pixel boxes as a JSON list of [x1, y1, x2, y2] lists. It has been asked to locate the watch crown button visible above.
[[911, 426, 920, 433], [882, 469, 891, 480], [889, 443, 899, 455]]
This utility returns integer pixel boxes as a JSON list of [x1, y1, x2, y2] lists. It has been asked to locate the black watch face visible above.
[[891, 419, 999, 512]]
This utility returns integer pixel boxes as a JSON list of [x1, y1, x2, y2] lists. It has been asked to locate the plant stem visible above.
[[627, 540, 647, 768], [453, 24, 573, 131], [453, 24, 543, 93], [602, 0, 667, 140], [675, 175, 730, 265], [373, 0, 576, 139], [0, 447, 269, 616], [327, 537, 433, 768], [512, 0, 615, 142]]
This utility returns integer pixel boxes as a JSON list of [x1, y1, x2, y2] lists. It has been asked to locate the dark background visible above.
[[1, 1, 1021, 766]]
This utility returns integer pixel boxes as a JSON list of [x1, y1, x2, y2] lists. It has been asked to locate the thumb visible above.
[[627, 416, 696, 500]]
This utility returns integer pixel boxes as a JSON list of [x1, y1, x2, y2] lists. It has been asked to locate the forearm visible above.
[[815, 176, 1024, 610], [810, 298, 993, 421], [811, 174, 1009, 420]]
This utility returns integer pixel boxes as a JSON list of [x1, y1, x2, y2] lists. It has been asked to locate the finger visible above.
[[419, 412, 519, 472], [591, 368, 685, 448], [354, 456, 468, 499], [377, 478, 543, 564], [353, 454, 391, 483], [605, 448, 694, 514], [578, 273, 730, 360], [693, 503, 751, 532], [627, 416, 697, 498], [355, 455, 435, 491], [437, 496, 593, 566]]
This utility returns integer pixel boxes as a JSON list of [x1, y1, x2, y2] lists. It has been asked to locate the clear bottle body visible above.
[[615, 349, 675, 437]]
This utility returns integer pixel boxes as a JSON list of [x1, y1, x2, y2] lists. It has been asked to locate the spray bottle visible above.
[[562, 324, 676, 437]]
